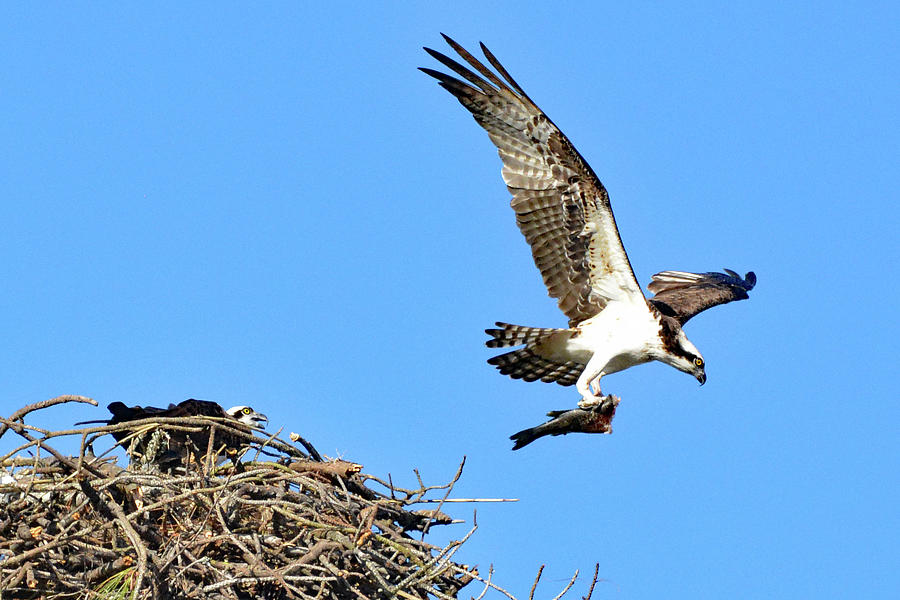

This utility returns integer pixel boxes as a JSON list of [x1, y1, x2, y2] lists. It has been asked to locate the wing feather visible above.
[[421, 36, 644, 325], [648, 270, 757, 325]]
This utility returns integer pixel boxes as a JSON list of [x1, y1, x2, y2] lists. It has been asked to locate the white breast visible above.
[[567, 300, 660, 372]]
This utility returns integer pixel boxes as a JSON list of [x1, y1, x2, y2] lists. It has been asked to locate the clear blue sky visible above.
[[2, 3, 897, 598]]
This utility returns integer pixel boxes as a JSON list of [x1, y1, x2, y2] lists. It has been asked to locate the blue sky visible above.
[[1, 2, 897, 598]]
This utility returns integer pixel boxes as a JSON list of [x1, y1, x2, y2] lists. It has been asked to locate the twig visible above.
[[551, 568, 580, 600], [583, 563, 600, 600], [529, 564, 545, 600], [471, 565, 495, 600], [420, 456, 466, 538], [465, 565, 519, 600], [410, 497, 518, 503], [0, 395, 96, 438]]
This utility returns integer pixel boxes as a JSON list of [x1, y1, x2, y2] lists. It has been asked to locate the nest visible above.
[[1, 396, 598, 600]]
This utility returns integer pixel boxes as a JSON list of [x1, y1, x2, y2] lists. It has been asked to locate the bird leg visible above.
[[575, 355, 607, 410], [576, 369, 606, 409], [578, 378, 605, 409]]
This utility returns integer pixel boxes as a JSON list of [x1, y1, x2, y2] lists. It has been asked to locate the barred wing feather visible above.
[[421, 35, 644, 326]]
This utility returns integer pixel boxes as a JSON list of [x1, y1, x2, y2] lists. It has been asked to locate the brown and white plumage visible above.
[[422, 35, 643, 325], [648, 270, 757, 325], [76, 399, 268, 466], [422, 35, 757, 408]]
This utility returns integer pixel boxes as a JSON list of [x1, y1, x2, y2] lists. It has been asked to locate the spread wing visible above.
[[647, 269, 756, 325], [421, 35, 644, 326]]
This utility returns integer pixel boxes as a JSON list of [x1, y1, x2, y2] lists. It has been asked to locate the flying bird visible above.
[[421, 35, 757, 408]]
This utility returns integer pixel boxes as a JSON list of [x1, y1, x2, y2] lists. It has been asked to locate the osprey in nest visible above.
[[78, 399, 268, 467], [421, 35, 757, 409]]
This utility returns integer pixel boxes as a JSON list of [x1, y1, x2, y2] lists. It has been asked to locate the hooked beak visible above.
[[696, 370, 707, 386], [253, 413, 268, 428]]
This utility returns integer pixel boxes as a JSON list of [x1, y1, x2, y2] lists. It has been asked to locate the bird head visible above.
[[664, 330, 707, 385], [226, 406, 268, 429], [692, 356, 707, 385]]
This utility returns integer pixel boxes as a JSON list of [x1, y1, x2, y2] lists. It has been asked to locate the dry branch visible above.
[[0, 397, 598, 599]]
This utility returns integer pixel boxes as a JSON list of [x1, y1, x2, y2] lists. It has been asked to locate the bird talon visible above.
[[577, 396, 603, 410]]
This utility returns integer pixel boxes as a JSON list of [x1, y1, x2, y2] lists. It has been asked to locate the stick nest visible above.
[[1, 396, 483, 599]]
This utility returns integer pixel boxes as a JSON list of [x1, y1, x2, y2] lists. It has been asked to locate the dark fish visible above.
[[510, 395, 620, 450]]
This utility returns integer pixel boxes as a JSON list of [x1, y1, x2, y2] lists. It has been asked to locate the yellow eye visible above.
[[243, 407, 252, 414], [694, 357, 704, 367]]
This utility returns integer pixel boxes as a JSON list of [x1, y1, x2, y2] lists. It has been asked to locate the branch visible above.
[[0, 395, 96, 439]]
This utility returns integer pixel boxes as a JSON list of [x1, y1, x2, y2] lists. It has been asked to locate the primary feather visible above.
[[422, 34, 645, 326]]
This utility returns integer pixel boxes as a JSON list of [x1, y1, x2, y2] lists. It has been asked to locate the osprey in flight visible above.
[[421, 35, 757, 408]]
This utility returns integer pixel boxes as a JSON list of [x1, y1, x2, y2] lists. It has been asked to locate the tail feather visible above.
[[487, 348, 581, 386], [485, 322, 582, 386], [485, 322, 564, 348], [107, 401, 135, 420]]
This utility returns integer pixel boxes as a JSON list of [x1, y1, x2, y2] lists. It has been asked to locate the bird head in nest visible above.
[[226, 406, 268, 429]]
